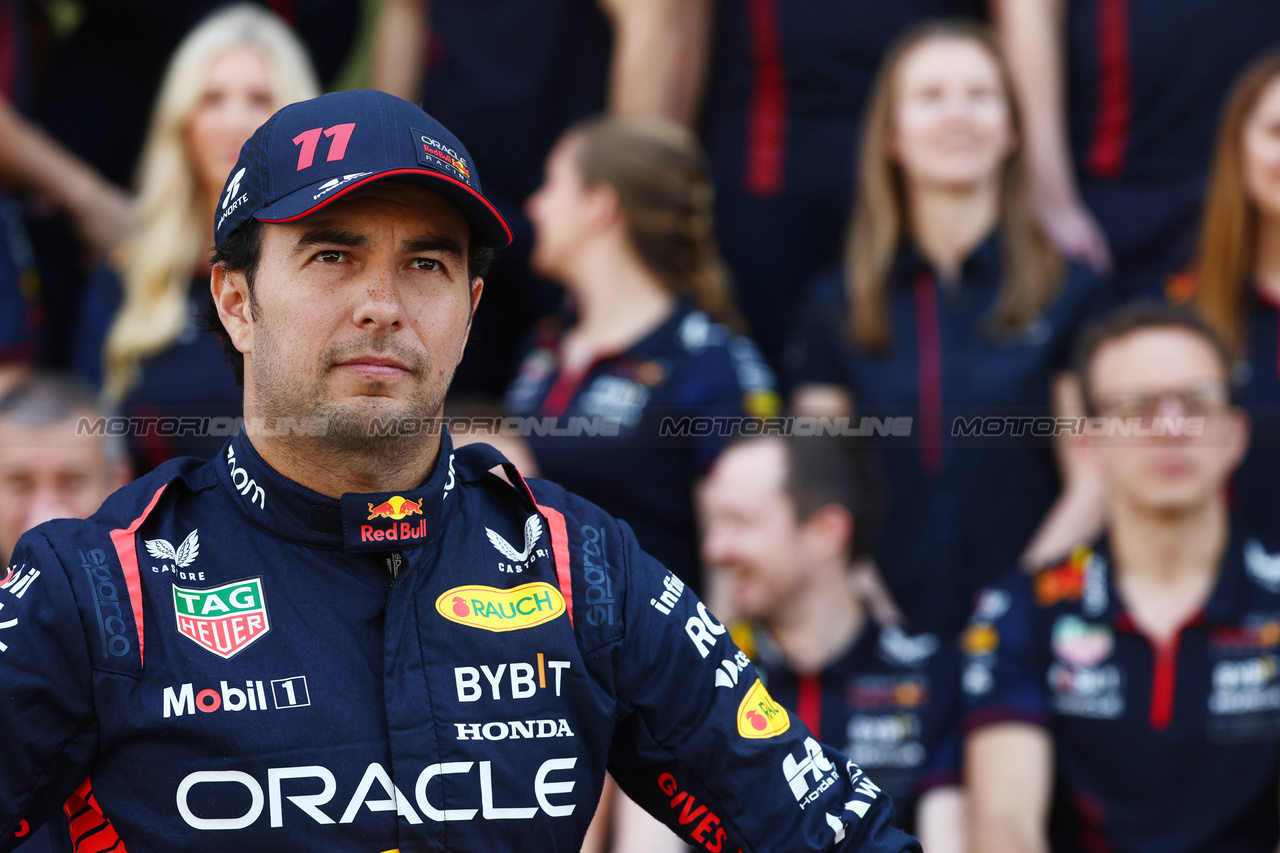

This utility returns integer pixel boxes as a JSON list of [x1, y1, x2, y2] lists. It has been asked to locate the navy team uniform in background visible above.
[[1229, 290, 1280, 547], [71, 267, 243, 475], [0, 429, 917, 853], [749, 624, 963, 836], [421, 0, 611, 397], [505, 301, 779, 594], [698, 0, 983, 375], [786, 236, 1113, 636], [1065, 0, 1280, 299], [961, 533, 1280, 853]]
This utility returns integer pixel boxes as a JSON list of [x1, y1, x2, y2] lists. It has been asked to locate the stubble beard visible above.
[[251, 327, 452, 472]]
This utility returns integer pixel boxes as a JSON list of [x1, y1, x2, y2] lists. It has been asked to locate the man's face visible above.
[[227, 183, 481, 451], [701, 441, 814, 623], [0, 414, 125, 563], [1087, 327, 1248, 516]]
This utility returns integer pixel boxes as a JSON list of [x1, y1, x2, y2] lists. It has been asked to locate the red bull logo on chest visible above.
[[172, 578, 270, 659], [362, 495, 428, 543]]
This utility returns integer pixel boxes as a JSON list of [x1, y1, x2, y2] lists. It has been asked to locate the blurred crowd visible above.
[[3, 1, 1280, 851]]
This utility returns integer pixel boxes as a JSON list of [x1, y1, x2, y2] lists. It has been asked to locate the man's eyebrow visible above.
[[403, 235, 464, 259], [294, 227, 369, 250]]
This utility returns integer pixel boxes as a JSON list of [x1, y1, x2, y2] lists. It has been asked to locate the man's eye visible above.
[[412, 258, 442, 271], [315, 251, 344, 263]]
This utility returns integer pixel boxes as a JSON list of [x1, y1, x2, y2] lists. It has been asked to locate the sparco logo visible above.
[[226, 444, 266, 510], [175, 757, 578, 829], [581, 526, 615, 626], [80, 549, 130, 660]]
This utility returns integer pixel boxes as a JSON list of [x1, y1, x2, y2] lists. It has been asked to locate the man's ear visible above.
[[457, 276, 485, 366], [211, 262, 253, 358], [801, 504, 855, 566]]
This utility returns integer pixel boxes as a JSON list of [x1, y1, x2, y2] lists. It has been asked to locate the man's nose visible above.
[[354, 263, 405, 330], [22, 488, 77, 534]]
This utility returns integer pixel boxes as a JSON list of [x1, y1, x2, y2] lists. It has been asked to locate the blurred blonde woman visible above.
[[73, 4, 319, 474]]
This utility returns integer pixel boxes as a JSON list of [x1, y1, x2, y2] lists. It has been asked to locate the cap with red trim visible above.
[[213, 89, 512, 250]]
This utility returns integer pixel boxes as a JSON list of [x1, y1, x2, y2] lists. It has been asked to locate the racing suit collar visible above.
[[215, 428, 461, 552]]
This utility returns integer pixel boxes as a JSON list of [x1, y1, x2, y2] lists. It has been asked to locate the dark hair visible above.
[[1073, 301, 1236, 414], [205, 215, 497, 388], [777, 434, 885, 562]]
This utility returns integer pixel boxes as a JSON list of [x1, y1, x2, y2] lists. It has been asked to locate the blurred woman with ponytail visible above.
[[72, 5, 318, 474], [507, 115, 779, 594]]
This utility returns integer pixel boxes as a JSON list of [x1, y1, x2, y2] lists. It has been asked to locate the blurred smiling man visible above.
[[963, 303, 1280, 853]]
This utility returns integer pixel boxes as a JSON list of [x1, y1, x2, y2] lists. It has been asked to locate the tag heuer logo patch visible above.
[[173, 578, 270, 659]]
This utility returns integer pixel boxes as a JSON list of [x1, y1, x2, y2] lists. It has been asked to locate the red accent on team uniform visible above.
[[63, 778, 129, 853], [265, 0, 297, 25], [109, 484, 167, 668], [1085, 0, 1132, 178], [913, 272, 943, 474], [797, 674, 823, 735], [536, 501, 575, 630], [744, 0, 787, 196], [0, 1, 16, 102], [1116, 609, 1204, 731], [542, 362, 595, 420]]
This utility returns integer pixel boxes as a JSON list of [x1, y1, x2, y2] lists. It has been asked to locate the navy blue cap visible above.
[[214, 89, 512, 249]]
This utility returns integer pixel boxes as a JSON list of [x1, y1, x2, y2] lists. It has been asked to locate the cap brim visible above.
[[254, 168, 512, 249]]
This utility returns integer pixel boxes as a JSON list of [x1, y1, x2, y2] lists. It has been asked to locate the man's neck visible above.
[[246, 427, 441, 498], [1109, 495, 1227, 641], [766, 569, 865, 675]]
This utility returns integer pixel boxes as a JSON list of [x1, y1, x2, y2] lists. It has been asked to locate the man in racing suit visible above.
[[0, 89, 919, 853]]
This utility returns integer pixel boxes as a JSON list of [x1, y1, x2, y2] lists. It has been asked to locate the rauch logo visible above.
[[737, 679, 791, 739], [173, 578, 270, 659], [435, 583, 565, 633]]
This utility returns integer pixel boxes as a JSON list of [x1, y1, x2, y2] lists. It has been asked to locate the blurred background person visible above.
[[71, 4, 319, 476], [1183, 49, 1280, 542], [506, 115, 779, 597], [787, 21, 1112, 637], [0, 373, 129, 572], [371, 0, 714, 401], [993, 0, 1280, 298], [963, 303, 1276, 853], [702, 434, 965, 852], [0, 374, 128, 853], [21, 0, 358, 372], [0, 375, 129, 851], [699, 0, 985, 377]]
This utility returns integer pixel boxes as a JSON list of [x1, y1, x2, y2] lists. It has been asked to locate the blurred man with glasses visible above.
[[961, 302, 1280, 853]]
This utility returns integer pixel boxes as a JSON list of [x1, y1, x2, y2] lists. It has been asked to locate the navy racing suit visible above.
[[0, 429, 918, 853]]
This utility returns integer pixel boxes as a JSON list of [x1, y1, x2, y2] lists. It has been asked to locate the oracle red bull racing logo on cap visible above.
[[436, 582, 566, 632], [173, 578, 270, 659]]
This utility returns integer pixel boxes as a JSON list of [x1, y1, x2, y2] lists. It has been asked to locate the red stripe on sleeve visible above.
[[744, 0, 788, 196], [1085, 0, 1132, 178], [109, 484, 168, 668], [535, 502, 575, 629], [63, 779, 129, 853]]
